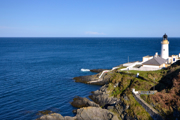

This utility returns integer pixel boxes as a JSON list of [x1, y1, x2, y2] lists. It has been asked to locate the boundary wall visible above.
[[133, 93, 164, 120]]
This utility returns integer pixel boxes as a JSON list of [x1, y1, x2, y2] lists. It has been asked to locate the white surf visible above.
[[81, 68, 90, 72]]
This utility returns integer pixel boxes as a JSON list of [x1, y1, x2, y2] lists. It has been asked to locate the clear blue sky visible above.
[[0, 0, 180, 37]]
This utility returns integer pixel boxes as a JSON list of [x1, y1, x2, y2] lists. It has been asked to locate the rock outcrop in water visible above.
[[90, 69, 108, 73], [73, 71, 112, 85], [37, 85, 132, 120], [37, 107, 119, 120], [89, 84, 133, 120], [38, 61, 180, 120], [70, 96, 100, 108]]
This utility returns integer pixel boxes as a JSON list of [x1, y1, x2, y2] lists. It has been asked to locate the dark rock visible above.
[[73, 72, 111, 85], [114, 100, 130, 119], [90, 69, 108, 73], [70, 96, 99, 108], [73, 75, 98, 84], [89, 85, 119, 107], [37, 110, 53, 116], [72, 109, 77, 114], [123, 94, 129, 101], [107, 105, 115, 110], [124, 114, 136, 120], [173, 108, 180, 118]]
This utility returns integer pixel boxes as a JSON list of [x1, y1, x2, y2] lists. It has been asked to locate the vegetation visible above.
[[106, 60, 180, 119]]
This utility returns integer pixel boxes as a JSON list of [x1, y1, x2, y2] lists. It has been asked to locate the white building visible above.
[[121, 34, 179, 71], [141, 34, 180, 69], [142, 34, 179, 66], [142, 55, 167, 68]]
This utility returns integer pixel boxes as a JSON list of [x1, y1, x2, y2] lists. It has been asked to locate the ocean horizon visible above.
[[0, 37, 179, 120]]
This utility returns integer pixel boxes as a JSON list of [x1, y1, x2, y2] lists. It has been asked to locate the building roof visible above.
[[142, 56, 167, 66]]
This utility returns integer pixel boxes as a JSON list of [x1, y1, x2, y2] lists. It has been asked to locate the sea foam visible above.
[[81, 68, 90, 72]]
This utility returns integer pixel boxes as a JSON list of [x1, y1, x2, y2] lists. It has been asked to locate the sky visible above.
[[0, 0, 180, 37]]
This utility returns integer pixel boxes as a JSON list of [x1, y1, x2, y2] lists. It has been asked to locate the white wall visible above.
[[161, 43, 169, 60], [143, 65, 160, 68]]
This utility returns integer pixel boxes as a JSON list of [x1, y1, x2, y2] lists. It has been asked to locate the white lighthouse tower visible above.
[[161, 33, 169, 60]]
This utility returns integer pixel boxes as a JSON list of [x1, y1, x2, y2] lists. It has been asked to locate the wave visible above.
[[81, 68, 90, 72]]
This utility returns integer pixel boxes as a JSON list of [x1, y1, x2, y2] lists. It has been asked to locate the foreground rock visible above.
[[89, 84, 119, 107], [89, 84, 133, 120], [37, 113, 71, 120], [75, 107, 119, 120], [37, 107, 119, 120], [70, 96, 99, 108]]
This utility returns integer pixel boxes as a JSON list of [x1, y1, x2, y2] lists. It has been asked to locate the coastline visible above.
[[37, 60, 180, 120], [1, 38, 180, 120], [37, 67, 121, 120]]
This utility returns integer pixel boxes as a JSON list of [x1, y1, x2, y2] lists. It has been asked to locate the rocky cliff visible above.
[[37, 61, 180, 120]]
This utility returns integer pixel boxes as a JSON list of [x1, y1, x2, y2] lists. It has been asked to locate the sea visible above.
[[0, 37, 179, 120]]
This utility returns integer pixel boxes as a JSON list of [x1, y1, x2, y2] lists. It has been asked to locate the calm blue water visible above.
[[0, 37, 179, 120]]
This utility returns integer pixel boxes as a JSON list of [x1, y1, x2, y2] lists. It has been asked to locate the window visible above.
[[173, 58, 175, 61], [163, 49, 165, 51]]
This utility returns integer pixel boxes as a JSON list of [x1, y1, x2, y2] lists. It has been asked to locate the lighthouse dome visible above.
[[163, 33, 168, 40]]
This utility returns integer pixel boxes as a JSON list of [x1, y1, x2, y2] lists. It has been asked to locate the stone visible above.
[[123, 94, 129, 101], [72, 109, 77, 114], [73, 72, 111, 85], [64, 116, 76, 120], [107, 105, 115, 110], [70, 96, 99, 108], [89, 85, 119, 107], [76, 107, 119, 120], [114, 82, 119, 88], [38, 107, 118, 120], [90, 69, 107, 73], [173, 108, 180, 118], [37, 113, 65, 120], [124, 114, 136, 120]]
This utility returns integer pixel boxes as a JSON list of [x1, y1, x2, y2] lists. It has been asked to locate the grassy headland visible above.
[[106, 60, 180, 119]]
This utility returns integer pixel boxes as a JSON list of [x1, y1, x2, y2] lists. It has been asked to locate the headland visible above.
[[37, 35, 180, 120]]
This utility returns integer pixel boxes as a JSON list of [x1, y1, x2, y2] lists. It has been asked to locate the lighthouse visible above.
[[161, 33, 169, 60]]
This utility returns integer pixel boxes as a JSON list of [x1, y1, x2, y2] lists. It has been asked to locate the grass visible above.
[[108, 71, 158, 97], [106, 62, 180, 119], [117, 66, 127, 70], [123, 94, 153, 120], [106, 68, 169, 119], [106, 71, 155, 119], [128, 69, 166, 82]]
